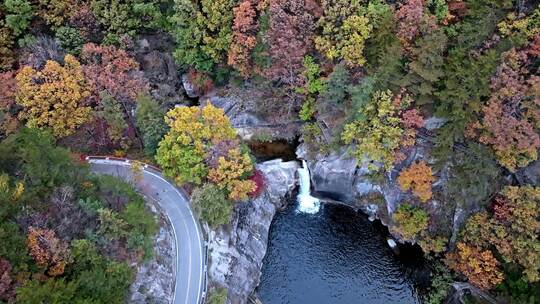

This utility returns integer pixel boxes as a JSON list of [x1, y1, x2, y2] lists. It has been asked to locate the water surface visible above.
[[257, 202, 422, 304]]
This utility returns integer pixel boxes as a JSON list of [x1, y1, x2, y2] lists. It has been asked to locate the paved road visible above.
[[89, 159, 205, 304]]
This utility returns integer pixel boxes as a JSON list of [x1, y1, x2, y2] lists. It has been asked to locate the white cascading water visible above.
[[296, 160, 321, 214]]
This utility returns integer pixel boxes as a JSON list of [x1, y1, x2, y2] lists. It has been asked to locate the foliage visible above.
[[156, 104, 237, 185], [248, 169, 265, 198], [461, 186, 540, 283], [191, 183, 231, 228], [318, 63, 349, 111], [297, 56, 326, 121], [36, 0, 78, 27], [424, 261, 454, 304], [315, 0, 371, 66], [55, 26, 85, 55], [445, 242, 504, 290], [27, 227, 70, 276], [0, 22, 16, 71], [16, 54, 91, 138], [264, 0, 320, 86], [341, 90, 404, 170], [169, 0, 236, 71], [4, 0, 33, 36], [0, 128, 82, 198], [392, 203, 429, 240], [398, 161, 435, 202], [208, 148, 256, 201], [91, 0, 166, 44], [467, 45, 540, 171], [97, 91, 130, 150], [135, 95, 168, 156], [228, 0, 261, 77], [208, 287, 228, 304], [81, 43, 148, 104]]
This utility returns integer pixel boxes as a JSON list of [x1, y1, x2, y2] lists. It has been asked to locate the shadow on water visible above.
[[257, 200, 428, 304]]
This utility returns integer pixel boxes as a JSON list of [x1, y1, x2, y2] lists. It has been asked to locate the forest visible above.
[[0, 0, 539, 303]]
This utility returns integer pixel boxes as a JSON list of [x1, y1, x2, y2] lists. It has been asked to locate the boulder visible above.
[[207, 159, 298, 304]]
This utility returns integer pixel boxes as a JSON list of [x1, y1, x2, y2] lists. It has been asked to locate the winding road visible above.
[[88, 158, 206, 304]]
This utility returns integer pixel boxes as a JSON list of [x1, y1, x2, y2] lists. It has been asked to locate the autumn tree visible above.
[[81, 43, 148, 105], [341, 90, 404, 170], [15, 55, 91, 138], [265, 0, 320, 86], [392, 203, 429, 240], [208, 148, 256, 201], [27, 227, 70, 276], [398, 161, 434, 202], [80, 43, 148, 150], [461, 186, 540, 283], [228, 0, 262, 77], [395, 0, 437, 52], [467, 45, 540, 171], [315, 0, 372, 66], [170, 0, 236, 71], [445, 242, 504, 290], [155, 104, 237, 185]]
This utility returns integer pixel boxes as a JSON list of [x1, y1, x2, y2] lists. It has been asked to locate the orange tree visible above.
[[445, 242, 504, 290], [397, 160, 434, 202]]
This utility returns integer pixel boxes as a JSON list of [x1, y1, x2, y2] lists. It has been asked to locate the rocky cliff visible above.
[[206, 159, 299, 304]]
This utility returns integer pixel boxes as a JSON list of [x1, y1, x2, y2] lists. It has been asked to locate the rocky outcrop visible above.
[[207, 159, 299, 304], [201, 88, 302, 141], [296, 140, 456, 244], [135, 37, 185, 107], [445, 282, 500, 304], [129, 200, 174, 303]]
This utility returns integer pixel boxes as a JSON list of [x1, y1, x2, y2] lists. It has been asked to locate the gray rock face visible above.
[[129, 201, 174, 303], [297, 144, 358, 202], [136, 38, 184, 107], [207, 159, 298, 304], [203, 93, 301, 140]]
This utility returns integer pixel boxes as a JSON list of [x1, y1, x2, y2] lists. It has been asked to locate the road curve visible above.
[[88, 159, 205, 304]]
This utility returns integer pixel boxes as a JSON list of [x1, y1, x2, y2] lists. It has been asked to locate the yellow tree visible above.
[[15, 54, 91, 138], [156, 103, 237, 185], [208, 148, 256, 201], [397, 160, 435, 202]]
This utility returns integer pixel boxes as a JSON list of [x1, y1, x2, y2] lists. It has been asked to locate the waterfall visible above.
[[296, 160, 320, 214]]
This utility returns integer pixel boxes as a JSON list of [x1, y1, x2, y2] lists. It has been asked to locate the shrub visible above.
[[4, 0, 33, 36], [55, 26, 85, 55], [135, 95, 168, 156], [392, 203, 429, 240], [191, 183, 232, 228]]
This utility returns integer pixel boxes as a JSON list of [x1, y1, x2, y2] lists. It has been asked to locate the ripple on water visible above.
[[257, 201, 421, 304]]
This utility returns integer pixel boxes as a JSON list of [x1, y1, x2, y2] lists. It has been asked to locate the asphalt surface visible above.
[[89, 159, 205, 304]]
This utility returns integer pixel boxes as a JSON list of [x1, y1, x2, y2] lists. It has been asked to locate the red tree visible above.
[[265, 0, 320, 87]]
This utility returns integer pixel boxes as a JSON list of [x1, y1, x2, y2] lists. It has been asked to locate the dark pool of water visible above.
[[257, 201, 425, 304]]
